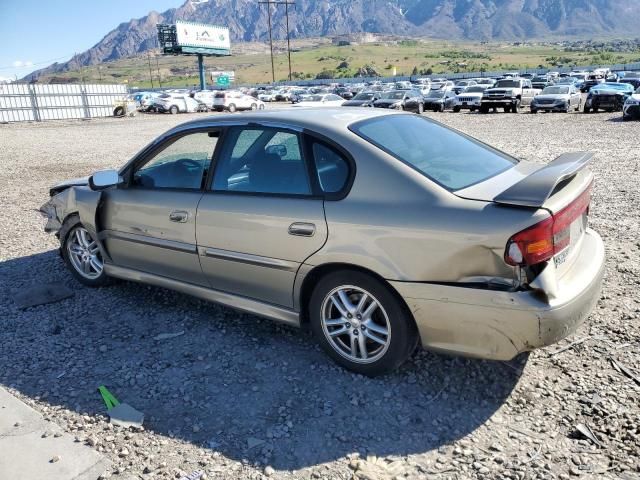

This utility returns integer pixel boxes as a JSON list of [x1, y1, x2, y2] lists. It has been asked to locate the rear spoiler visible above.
[[494, 152, 593, 207]]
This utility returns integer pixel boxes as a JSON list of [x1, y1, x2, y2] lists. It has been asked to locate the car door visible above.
[[99, 129, 220, 285], [196, 125, 328, 308]]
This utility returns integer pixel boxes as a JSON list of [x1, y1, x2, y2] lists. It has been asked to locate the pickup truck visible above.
[[480, 78, 540, 113]]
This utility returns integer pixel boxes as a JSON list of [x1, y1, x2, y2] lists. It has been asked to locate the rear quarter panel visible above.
[[307, 134, 549, 282]]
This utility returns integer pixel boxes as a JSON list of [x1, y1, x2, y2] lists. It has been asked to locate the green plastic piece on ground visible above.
[[98, 385, 120, 410]]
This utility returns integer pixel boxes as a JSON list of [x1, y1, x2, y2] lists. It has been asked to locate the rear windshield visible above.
[[350, 115, 516, 191]]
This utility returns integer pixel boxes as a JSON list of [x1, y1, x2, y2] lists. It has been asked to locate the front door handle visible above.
[[169, 210, 189, 223], [288, 222, 315, 237]]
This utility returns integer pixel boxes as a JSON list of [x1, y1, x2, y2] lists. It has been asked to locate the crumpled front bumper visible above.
[[390, 229, 605, 361]]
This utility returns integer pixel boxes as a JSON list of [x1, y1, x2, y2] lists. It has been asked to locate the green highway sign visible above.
[[216, 75, 230, 87]]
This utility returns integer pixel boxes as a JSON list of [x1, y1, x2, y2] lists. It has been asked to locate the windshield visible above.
[[381, 91, 406, 100], [542, 86, 570, 95], [494, 80, 520, 88], [427, 91, 445, 98], [353, 93, 374, 100], [350, 115, 516, 191], [532, 77, 548, 82]]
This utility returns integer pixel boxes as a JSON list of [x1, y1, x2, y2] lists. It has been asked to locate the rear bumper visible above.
[[390, 229, 605, 361]]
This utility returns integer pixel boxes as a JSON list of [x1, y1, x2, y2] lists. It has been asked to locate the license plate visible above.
[[462, 102, 467, 106], [554, 214, 587, 267]]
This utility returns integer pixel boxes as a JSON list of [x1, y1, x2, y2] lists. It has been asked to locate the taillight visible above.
[[505, 183, 592, 266]]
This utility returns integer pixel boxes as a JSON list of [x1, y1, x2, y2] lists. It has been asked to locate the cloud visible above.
[[12, 60, 33, 68]]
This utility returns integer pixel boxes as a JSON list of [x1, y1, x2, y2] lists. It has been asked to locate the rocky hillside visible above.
[[27, 0, 640, 79]]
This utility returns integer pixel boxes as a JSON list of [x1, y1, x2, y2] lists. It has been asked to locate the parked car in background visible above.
[[453, 80, 477, 95], [342, 91, 381, 107], [582, 74, 605, 92], [476, 78, 496, 88], [258, 90, 276, 102], [531, 76, 554, 90], [618, 71, 640, 90], [289, 88, 310, 104], [192, 90, 216, 110], [584, 82, 635, 113], [480, 78, 540, 113], [623, 86, 640, 120], [335, 86, 355, 100], [153, 94, 201, 114], [213, 91, 265, 112], [530, 85, 582, 113], [274, 88, 294, 102], [291, 94, 345, 108], [40, 109, 604, 376], [423, 89, 457, 112], [133, 92, 160, 111], [372, 90, 424, 113], [452, 85, 488, 112]]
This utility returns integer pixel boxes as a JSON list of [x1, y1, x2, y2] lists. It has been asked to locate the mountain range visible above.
[[27, 0, 640, 79]]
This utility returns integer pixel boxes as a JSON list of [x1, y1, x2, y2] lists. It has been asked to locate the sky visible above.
[[0, 0, 180, 80]]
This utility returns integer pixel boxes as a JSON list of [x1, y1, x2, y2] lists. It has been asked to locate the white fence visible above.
[[0, 84, 128, 123]]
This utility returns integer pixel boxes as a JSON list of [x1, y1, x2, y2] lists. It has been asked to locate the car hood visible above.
[[49, 176, 89, 196], [591, 89, 628, 95], [456, 92, 483, 98], [373, 99, 402, 106], [534, 94, 570, 101], [343, 100, 372, 106]]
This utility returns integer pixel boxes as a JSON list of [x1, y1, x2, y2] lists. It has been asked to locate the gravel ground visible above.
[[0, 108, 639, 480]]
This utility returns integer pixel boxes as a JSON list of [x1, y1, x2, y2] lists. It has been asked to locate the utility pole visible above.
[[147, 53, 155, 88], [155, 56, 162, 88], [258, 0, 295, 82]]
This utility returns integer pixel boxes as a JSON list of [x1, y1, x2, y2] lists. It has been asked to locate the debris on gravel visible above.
[[1, 110, 639, 479]]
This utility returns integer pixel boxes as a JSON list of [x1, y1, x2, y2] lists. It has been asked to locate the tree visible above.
[[411, 66, 419, 76], [316, 69, 336, 80]]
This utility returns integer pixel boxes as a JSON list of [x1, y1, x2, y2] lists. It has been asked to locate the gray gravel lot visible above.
[[0, 109, 639, 480]]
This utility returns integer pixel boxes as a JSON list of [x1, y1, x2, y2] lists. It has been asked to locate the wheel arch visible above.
[[296, 262, 418, 334]]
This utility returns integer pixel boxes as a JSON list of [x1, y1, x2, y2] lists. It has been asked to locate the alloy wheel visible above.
[[66, 227, 103, 280], [320, 285, 391, 364]]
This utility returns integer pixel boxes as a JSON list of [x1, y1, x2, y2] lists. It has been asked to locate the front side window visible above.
[[212, 127, 311, 195], [133, 132, 217, 189], [350, 115, 516, 191]]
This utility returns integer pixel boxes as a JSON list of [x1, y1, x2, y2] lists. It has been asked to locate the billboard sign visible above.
[[176, 21, 231, 54]]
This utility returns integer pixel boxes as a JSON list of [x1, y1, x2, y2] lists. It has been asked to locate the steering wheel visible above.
[[175, 158, 201, 170]]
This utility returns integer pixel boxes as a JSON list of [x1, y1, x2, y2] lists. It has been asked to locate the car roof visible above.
[[171, 108, 403, 136]]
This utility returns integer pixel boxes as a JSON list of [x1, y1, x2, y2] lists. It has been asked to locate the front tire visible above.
[[309, 270, 417, 376], [169, 105, 178, 115], [61, 219, 111, 287], [453, 106, 461, 113], [228, 103, 237, 113]]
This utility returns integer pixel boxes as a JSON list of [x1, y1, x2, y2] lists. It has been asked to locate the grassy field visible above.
[[38, 38, 640, 88]]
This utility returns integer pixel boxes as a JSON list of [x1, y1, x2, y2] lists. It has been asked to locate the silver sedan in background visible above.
[[41, 109, 604, 376], [530, 85, 582, 113]]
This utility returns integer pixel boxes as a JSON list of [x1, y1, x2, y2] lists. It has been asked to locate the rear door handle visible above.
[[288, 222, 315, 237], [169, 210, 189, 223]]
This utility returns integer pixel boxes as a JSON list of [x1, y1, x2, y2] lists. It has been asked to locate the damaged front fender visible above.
[[40, 186, 110, 262]]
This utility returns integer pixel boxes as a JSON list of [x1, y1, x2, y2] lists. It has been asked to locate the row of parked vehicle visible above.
[[124, 68, 640, 121]]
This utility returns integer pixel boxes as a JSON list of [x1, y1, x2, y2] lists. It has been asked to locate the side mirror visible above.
[[89, 169, 122, 191]]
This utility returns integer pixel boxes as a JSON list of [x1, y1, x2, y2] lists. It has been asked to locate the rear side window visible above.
[[312, 143, 350, 193], [350, 115, 515, 190]]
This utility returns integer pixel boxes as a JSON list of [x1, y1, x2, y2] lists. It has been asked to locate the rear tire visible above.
[[169, 105, 178, 115], [228, 103, 237, 113], [113, 106, 125, 117], [309, 270, 417, 377], [583, 106, 591, 113], [251, 103, 257, 110], [530, 108, 537, 114], [417, 103, 424, 114]]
